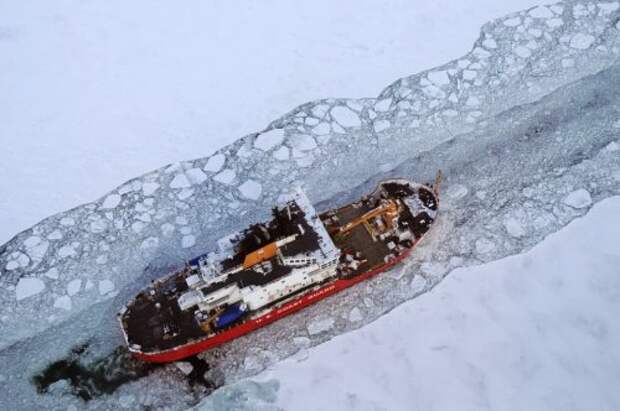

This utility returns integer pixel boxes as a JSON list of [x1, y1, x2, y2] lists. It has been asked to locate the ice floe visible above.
[[101, 194, 121, 209], [330, 106, 361, 128], [15, 278, 45, 301], [67, 279, 81, 296], [254, 129, 285, 151], [98, 279, 115, 295], [563, 188, 593, 208], [238, 180, 262, 200], [204, 154, 226, 173]]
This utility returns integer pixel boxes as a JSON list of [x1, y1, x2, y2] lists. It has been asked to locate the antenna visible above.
[[433, 170, 443, 199]]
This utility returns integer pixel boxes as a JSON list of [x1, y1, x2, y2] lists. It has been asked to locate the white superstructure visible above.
[[177, 188, 340, 319]]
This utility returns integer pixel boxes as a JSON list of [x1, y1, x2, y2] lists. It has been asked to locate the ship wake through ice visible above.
[[1, 1, 620, 409]]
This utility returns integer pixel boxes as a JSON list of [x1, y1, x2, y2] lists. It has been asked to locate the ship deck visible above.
[[121, 272, 207, 352], [323, 204, 398, 277], [122, 181, 437, 355]]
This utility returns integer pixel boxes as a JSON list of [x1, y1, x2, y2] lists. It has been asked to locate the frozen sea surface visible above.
[[196, 197, 620, 411], [0, 1, 619, 409], [0, 0, 545, 244]]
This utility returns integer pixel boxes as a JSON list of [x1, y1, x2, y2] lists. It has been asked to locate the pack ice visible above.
[[1, 1, 620, 410]]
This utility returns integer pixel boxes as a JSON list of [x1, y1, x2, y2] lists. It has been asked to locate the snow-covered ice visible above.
[[0, 0, 550, 244]]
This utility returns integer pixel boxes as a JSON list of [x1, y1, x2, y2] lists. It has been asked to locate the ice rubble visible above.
[[0, 1, 619, 409]]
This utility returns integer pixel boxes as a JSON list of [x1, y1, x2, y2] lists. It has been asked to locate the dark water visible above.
[[32, 343, 214, 401], [32, 344, 158, 400]]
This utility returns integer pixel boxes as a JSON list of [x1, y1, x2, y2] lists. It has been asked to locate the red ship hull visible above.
[[133, 241, 418, 363]]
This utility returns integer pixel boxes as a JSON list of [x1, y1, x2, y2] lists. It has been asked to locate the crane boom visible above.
[[332, 200, 400, 239]]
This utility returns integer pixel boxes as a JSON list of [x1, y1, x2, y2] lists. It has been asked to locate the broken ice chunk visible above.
[[204, 153, 226, 172], [475, 238, 496, 254], [307, 316, 335, 335], [254, 129, 285, 150], [331, 106, 361, 128], [293, 336, 311, 348], [59, 217, 75, 226], [348, 307, 363, 322], [54, 295, 72, 310], [44, 267, 59, 279], [99, 279, 115, 295], [289, 134, 317, 151], [186, 168, 207, 185], [483, 38, 497, 49], [463, 70, 477, 81], [170, 174, 191, 189], [603, 141, 619, 152], [313, 122, 330, 136], [374, 98, 392, 111], [273, 146, 290, 161], [140, 237, 159, 250], [213, 169, 236, 185], [131, 221, 145, 234], [373, 120, 391, 133], [466, 96, 480, 107], [546, 18, 564, 28], [58, 243, 79, 258], [6, 251, 30, 270], [529, 6, 553, 18], [180, 226, 192, 235], [569, 33, 595, 49], [503, 17, 522, 27], [175, 361, 194, 375], [563, 189, 592, 209], [503, 216, 526, 237], [161, 223, 175, 236], [67, 279, 82, 296], [101, 194, 121, 209], [182, 235, 196, 248], [427, 70, 450, 86], [598, 2, 619, 14], [142, 182, 160, 196], [15, 277, 45, 301], [514, 46, 532, 58], [238, 180, 262, 200], [447, 184, 468, 199], [47, 230, 63, 240], [178, 188, 194, 200]]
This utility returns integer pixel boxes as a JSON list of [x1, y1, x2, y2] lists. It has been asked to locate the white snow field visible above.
[[0, 0, 545, 244], [198, 196, 620, 411], [0, 1, 619, 410]]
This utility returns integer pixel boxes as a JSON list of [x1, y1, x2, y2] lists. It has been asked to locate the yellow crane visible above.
[[332, 200, 400, 240]]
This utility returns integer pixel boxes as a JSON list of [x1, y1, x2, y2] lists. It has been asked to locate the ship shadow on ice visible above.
[[32, 343, 217, 401]]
